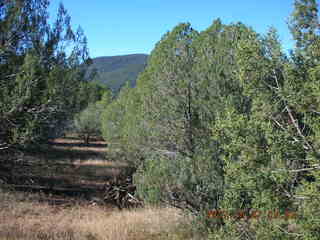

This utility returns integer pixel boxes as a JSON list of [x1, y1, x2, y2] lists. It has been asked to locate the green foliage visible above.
[[78, 81, 111, 111], [0, 0, 92, 149], [99, 0, 320, 238], [101, 82, 145, 166], [289, 0, 320, 61], [98, 90, 113, 108], [74, 103, 102, 144]]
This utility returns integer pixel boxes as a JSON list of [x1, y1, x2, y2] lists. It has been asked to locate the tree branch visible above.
[[272, 165, 320, 173], [285, 106, 315, 152]]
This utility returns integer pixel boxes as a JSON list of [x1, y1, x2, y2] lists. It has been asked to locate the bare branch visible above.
[[271, 116, 311, 150], [155, 149, 178, 157], [311, 110, 320, 115], [285, 106, 315, 152], [272, 69, 281, 89], [272, 165, 320, 173]]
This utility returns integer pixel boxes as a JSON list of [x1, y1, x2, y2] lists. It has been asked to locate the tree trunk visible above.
[[84, 134, 90, 145]]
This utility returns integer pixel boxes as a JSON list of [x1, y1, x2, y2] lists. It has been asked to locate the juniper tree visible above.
[[74, 103, 102, 144], [132, 22, 248, 218], [0, 0, 90, 150]]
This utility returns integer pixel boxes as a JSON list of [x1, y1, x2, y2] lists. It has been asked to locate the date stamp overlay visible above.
[[207, 209, 297, 220]]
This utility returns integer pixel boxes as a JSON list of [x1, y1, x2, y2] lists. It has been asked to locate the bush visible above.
[[74, 103, 102, 144]]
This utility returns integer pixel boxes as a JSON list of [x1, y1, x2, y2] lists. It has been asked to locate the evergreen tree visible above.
[[74, 103, 102, 144], [0, 0, 90, 150], [133, 22, 249, 219], [99, 0, 320, 237]]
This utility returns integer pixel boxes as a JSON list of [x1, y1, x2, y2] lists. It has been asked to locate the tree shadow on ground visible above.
[[0, 137, 130, 203], [48, 141, 108, 149]]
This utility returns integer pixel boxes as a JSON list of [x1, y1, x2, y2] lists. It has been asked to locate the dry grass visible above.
[[73, 159, 127, 167], [1, 138, 126, 190], [0, 137, 199, 239], [52, 138, 108, 154], [0, 190, 193, 240]]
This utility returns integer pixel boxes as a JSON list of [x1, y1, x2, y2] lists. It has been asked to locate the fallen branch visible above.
[[103, 174, 143, 209]]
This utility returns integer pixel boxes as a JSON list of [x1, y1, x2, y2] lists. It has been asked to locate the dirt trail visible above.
[[0, 138, 186, 240], [0, 136, 127, 205]]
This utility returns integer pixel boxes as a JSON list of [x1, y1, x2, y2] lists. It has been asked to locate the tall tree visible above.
[[0, 0, 90, 151], [133, 22, 248, 218]]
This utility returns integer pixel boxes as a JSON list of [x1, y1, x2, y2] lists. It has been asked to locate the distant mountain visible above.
[[87, 54, 148, 93]]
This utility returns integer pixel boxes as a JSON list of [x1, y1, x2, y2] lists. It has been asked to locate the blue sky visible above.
[[48, 0, 295, 58]]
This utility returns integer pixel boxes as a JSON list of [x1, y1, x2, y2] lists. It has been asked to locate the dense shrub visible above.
[[0, 0, 91, 150], [101, 0, 320, 238]]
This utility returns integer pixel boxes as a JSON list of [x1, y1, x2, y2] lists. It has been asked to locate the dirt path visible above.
[[0, 137, 187, 240], [0, 136, 127, 204]]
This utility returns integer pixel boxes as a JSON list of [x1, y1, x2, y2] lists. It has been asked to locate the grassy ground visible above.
[[0, 137, 196, 240], [1, 137, 124, 196], [0, 189, 191, 240]]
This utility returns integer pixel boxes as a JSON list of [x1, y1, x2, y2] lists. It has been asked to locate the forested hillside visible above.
[[87, 54, 148, 93]]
